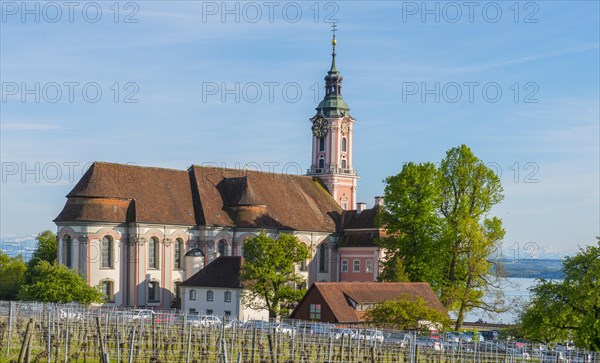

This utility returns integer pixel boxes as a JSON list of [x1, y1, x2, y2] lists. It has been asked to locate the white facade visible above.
[[56, 223, 340, 308], [181, 286, 268, 321]]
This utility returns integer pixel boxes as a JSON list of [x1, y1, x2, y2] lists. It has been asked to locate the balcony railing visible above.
[[306, 165, 357, 175]]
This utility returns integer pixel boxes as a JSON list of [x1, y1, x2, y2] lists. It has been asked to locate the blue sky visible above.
[[1, 1, 598, 257]]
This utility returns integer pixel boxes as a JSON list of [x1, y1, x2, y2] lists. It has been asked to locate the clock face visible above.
[[341, 122, 349, 135], [312, 117, 329, 137]]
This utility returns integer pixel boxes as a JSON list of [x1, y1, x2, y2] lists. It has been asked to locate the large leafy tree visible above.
[[25, 230, 58, 283], [365, 295, 451, 331], [0, 252, 27, 300], [519, 239, 600, 350], [241, 232, 309, 318], [19, 261, 104, 304], [378, 162, 445, 286], [378, 145, 506, 329]]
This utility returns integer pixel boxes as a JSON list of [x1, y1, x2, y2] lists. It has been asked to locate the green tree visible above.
[[519, 239, 600, 350], [378, 162, 445, 286], [241, 232, 309, 319], [26, 230, 57, 283], [19, 261, 104, 304], [378, 145, 506, 330], [364, 295, 451, 331], [0, 252, 27, 300]]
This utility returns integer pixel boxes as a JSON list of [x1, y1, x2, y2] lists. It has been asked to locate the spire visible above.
[[329, 23, 338, 74], [316, 22, 350, 118]]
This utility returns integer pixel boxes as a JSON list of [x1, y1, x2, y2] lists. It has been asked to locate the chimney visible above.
[[356, 202, 367, 214], [374, 196, 384, 207]]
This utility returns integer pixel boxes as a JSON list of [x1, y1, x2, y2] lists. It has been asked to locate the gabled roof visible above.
[[55, 162, 343, 232], [292, 282, 445, 323], [180, 256, 244, 288]]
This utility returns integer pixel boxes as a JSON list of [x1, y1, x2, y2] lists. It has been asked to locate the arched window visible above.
[[149, 237, 160, 269], [318, 158, 325, 169], [318, 244, 328, 273], [148, 281, 160, 302], [206, 290, 214, 302], [341, 159, 347, 169], [102, 280, 114, 302], [342, 137, 347, 152], [62, 235, 72, 268], [318, 137, 325, 151], [101, 236, 113, 269], [224, 290, 232, 302], [174, 238, 183, 269], [218, 239, 227, 256], [189, 289, 196, 301]]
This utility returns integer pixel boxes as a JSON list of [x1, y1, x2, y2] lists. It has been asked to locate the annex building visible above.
[[54, 30, 385, 309]]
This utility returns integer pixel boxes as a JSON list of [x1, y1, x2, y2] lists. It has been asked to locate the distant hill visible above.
[[493, 259, 564, 279]]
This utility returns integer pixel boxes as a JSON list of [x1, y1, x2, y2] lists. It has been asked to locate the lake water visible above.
[[459, 277, 547, 324]]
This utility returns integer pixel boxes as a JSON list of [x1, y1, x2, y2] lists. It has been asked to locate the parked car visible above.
[[542, 351, 568, 362], [480, 330, 500, 341], [127, 309, 155, 321], [356, 329, 385, 344], [59, 309, 83, 321], [223, 319, 242, 329], [244, 320, 273, 332], [274, 322, 297, 336], [415, 336, 443, 351], [154, 312, 175, 324], [332, 328, 356, 340], [200, 315, 221, 327], [443, 332, 461, 343], [383, 331, 411, 348]]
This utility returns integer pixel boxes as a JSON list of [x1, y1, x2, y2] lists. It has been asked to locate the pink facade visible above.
[[338, 247, 380, 282]]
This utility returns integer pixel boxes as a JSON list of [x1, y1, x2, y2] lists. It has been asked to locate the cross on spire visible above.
[[329, 22, 338, 73]]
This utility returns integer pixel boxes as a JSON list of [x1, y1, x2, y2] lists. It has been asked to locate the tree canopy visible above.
[[25, 230, 58, 283], [0, 252, 27, 300], [19, 261, 104, 304], [241, 232, 309, 319], [378, 145, 506, 329], [365, 295, 451, 331], [518, 238, 600, 350]]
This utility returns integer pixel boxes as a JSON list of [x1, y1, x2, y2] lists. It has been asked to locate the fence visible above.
[[0, 301, 597, 363]]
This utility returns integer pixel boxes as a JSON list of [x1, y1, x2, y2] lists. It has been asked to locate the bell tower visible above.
[[307, 24, 359, 210]]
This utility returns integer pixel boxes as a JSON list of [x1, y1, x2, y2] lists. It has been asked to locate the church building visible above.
[[53, 29, 384, 309]]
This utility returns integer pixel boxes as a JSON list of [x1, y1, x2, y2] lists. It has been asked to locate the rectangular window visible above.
[[353, 260, 360, 272], [318, 244, 328, 273], [206, 309, 213, 315], [149, 238, 159, 269], [148, 281, 160, 302], [174, 240, 182, 269], [64, 239, 72, 268], [101, 238, 113, 268], [207, 290, 213, 302], [189, 308, 196, 314], [189, 289, 196, 301], [224, 291, 231, 302], [224, 310, 231, 318], [309, 304, 321, 320], [366, 260, 373, 273], [341, 260, 348, 272]]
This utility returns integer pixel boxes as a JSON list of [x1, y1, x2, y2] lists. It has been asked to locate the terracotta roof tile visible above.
[[292, 282, 445, 323], [56, 162, 342, 232]]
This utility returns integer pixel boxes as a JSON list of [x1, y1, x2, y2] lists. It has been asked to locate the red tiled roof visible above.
[[293, 282, 445, 323], [55, 162, 342, 232]]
